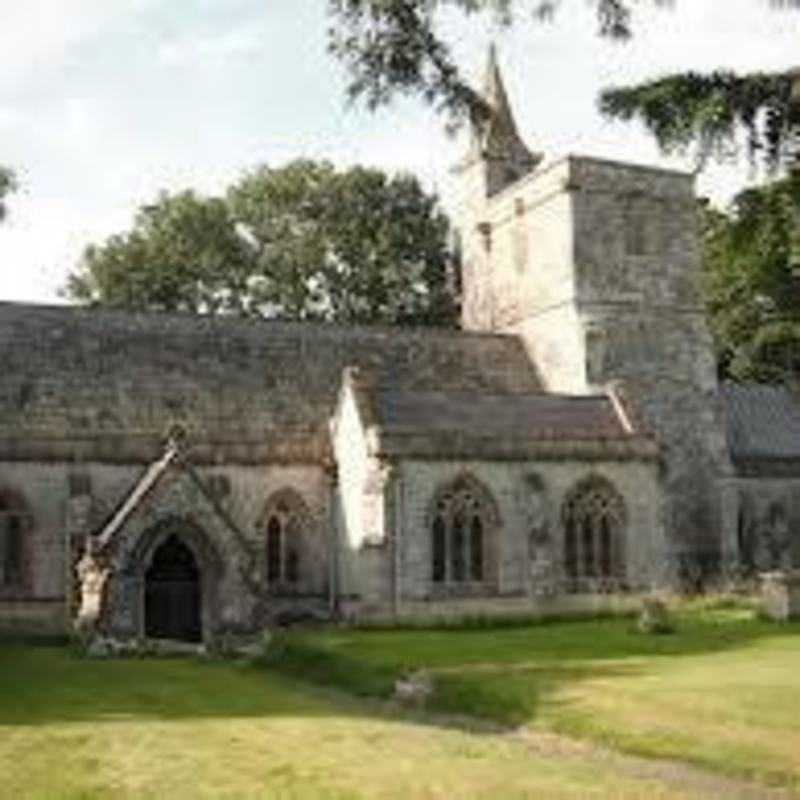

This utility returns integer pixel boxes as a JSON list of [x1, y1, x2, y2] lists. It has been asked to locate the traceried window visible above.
[[562, 476, 626, 589], [0, 497, 27, 588], [431, 477, 495, 586], [263, 494, 304, 587]]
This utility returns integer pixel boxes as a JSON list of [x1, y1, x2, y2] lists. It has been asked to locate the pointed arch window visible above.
[[262, 493, 307, 588], [561, 476, 626, 591], [430, 477, 497, 587]]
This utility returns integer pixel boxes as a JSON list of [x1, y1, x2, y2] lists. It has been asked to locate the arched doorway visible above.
[[144, 534, 202, 642]]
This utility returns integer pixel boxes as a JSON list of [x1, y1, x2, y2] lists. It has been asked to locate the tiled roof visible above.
[[723, 383, 800, 460], [0, 302, 542, 461], [375, 390, 628, 439]]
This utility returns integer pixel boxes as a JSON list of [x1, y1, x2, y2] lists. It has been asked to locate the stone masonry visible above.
[[1, 48, 798, 642]]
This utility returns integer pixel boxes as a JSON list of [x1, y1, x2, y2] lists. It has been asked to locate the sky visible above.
[[1, 0, 798, 303]]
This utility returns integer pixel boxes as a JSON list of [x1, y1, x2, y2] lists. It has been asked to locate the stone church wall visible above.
[[721, 476, 800, 573], [569, 158, 731, 565], [0, 456, 331, 635], [458, 153, 732, 574], [397, 457, 665, 605]]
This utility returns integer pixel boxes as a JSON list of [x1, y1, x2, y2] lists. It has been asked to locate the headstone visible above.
[[393, 670, 433, 708], [761, 571, 800, 621], [637, 596, 674, 634]]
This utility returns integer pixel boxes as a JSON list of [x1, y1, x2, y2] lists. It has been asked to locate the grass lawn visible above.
[[0, 644, 746, 800], [264, 601, 800, 793]]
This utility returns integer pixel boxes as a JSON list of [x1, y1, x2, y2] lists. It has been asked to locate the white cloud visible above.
[[0, 0, 155, 83], [157, 23, 268, 66], [1, 0, 799, 303]]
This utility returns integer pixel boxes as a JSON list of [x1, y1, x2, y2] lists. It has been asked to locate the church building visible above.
[[2, 50, 799, 644]]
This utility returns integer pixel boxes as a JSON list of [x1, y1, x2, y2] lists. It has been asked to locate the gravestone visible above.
[[761, 571, 800, 621]]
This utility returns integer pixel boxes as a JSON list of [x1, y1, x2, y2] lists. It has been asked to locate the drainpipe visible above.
[[326, 463, 339, 619], [392, 464, 403, 618]]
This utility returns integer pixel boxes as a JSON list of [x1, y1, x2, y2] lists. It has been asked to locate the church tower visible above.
[[455, 48, 733, 576]]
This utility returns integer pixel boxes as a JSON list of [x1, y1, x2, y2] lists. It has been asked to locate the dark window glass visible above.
[[582, 516, 595, 577], [451, 513, 465, 582], [599, 516, 612, 577], [267, 516, 282, 583], [470, 515, 483, 581], [285, 546, 299, 584], [432, 516, 446, 583], [565, 517, 578, 578], [1, 514, 22, 586]]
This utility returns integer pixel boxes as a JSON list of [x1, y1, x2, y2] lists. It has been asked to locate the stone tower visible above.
[[455, 49, 733, 576]]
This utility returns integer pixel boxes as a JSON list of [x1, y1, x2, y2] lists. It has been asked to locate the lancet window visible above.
[[262, 491, 306, 587]]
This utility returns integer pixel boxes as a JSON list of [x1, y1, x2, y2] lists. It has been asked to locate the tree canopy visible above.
[[64, 160, 457, 327], [601, 69, 800, 174], [701, 178, 800, 381], [0, 167, 17, 223], [328, 1, 799, 131]]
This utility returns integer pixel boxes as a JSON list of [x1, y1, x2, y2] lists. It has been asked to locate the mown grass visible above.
[[263, 600, 800, 792], [0, 644, 725, 800]]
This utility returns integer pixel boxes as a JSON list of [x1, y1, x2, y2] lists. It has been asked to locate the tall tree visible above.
[[701, 179, 800, 382], [65, 160, 457, 326], [0, 167, 17, 223], [65, 191, 256, 315]]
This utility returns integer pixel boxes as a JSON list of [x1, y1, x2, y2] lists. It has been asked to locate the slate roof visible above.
[[723, 383, 800, 461], [375, 390, 629, 439], [0, 301, 543, 462]]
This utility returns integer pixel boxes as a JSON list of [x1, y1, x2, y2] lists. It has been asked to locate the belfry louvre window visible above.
[[431, 479, 492, 585], [562, 476, 625, 585], [264, 498, 302, 585], [0, 503, 26, 588]]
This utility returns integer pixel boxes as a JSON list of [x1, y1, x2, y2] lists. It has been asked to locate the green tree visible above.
[[65, 160, 457, 326], [701, 179, 800, 381], [600, 68, 800, 174], [65, 191, 256, 315], [328, 1, 799, 142], [0, 167, 17, 223], [327, 2, 800, 382]]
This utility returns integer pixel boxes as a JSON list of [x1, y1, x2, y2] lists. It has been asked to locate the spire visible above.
[[466, 44, 543, 195], [482, 42, 519, 144]]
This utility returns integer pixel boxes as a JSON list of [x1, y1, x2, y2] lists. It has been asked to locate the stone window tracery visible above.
[[430, 477, 496, 587], [562, 476, 626, 590], [262, 493, 305, 587]]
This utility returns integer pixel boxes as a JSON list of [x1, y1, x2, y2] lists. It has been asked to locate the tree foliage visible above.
[[601, 70, 798, 173], [701, 178, 800, 381], [65, 191, 255, 315], [327, 1, 796, 127], [65, 160, 457, 327], [0, 167, 17, 223]]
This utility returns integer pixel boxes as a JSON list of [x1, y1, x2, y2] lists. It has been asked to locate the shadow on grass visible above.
[[1, 609, 798, 733], [258, 608, 800, 726], [0, 644, 362, 727]]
